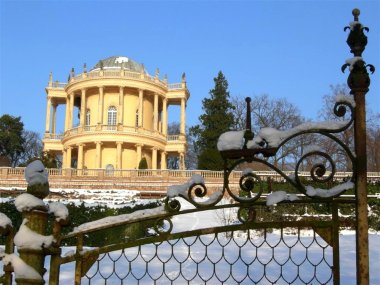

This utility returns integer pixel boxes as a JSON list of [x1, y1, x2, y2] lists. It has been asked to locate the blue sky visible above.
[[1, 0, 379, 135]]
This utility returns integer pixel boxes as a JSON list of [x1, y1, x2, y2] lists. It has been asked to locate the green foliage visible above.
[[0, 200, 162, 246], [190, 71, 235, 170], [0, 115, 25, 167], [138, 157, 148, 169], [18, 152, 57, 168], [197, 148, 225, 171]]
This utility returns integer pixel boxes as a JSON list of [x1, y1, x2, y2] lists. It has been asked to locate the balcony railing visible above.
[[167, 135, 180, 141], [50, 82, 66, 89], [44, 133, 64, 140], [48, 70, 186, 91], [167, 83, 183, 90], [60, 125, 184, 142], [1, 167, 379, 183]]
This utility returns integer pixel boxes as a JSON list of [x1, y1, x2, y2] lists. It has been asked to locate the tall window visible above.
[[85, 109, 91, 131], [108, 106, 117, 126], [135, 110, 139, 128], [105, 164, 114, 176]]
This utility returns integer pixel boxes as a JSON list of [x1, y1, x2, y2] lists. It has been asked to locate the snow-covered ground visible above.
[[1, 193, 379, 284], [0, 187, 141, 207]]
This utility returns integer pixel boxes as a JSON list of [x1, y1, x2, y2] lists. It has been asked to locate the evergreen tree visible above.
[[0, 115, 25, 167], [190, 71, 235, 170], [138, 157, 148, 169]]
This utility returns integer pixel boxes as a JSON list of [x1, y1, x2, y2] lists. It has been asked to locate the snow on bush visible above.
[[266, 191, 300, 206], [24, 160, 48, 186], [14, 219, 55, 250], [15, 193, 46, 212], [306, 181, 354, 198]]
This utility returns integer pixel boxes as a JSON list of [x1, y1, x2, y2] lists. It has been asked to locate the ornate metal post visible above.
[[342, 8, 375, 285]]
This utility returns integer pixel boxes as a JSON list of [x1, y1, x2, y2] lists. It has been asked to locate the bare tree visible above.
[[167, 122, 197, 169], [367, 113, 380, 171], [16, 130, 43, 166], [232, 95, 306, 170], [318, 85, 355, 171]]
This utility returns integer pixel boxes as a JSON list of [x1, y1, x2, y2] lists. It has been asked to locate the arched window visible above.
[[107, 106, 117, 128], [105, 164, 114, 176]]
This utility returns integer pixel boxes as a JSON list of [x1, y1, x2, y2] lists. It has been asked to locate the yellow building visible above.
[[43, 56, 189, 170]]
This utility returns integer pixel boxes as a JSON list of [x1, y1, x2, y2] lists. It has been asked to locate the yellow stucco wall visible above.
[[124, 92, 139, 127], [143, 96, 153, 130], [101, 146, 117, 169], [122, 148, 137, 169], [86, 90, 99, 125], [84, 148, 96, 168]]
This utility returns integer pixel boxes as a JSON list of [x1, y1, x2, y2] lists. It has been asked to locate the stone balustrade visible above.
[[48, 69, 186, 91]]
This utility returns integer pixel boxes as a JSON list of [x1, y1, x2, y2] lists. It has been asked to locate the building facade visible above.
[[43, 56, 189, 170]]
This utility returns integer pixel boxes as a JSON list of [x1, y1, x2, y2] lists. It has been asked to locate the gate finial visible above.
[[352, 8, 360, 21], [243, 97, 254, 148]]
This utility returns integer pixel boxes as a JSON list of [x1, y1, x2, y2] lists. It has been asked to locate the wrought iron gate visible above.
[[0, 8, 375, 285]]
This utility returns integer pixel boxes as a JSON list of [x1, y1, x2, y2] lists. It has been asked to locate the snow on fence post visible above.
[[0, 213, 14, 285], [15, 160, 51, 285], [342, 8, 375, 285]]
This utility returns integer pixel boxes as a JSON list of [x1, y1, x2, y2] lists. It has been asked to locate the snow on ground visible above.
[[47, 188, 141, 207], [0, 187, 142, 208], [1, 196, 379, 284]]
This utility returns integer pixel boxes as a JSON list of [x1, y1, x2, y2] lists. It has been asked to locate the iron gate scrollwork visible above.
[[0, 8, 375, 285]]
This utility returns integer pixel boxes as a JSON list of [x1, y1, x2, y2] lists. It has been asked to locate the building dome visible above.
[[92, 56, 145, 73]]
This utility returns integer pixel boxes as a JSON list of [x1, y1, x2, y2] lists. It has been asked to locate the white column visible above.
[[45, 97, 51, 133], [64, 95, 70, 131], [62, 148, 67, 168], [77, 144, 84, 169], [179, 152, 185, 170], [98, 86, 104, 125], [152, 147, 158, 170], [161, 151, 167, 169], [138, 89, 143, 128], [119, 86, 124, 125], [95, 142, 102, 168], [116, 141, 123, 169], [136, 144, 143, 166], [162, 98, 168, 135], [69, 92, 74, 129], [52, 103, 57, 134], [180, 98, 186, 134], [80, 89, 86, 126], [153, 93, 158, 132], [66, 146, 72, 168]]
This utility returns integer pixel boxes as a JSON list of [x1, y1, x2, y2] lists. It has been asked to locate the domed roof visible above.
[[92, 56, 145, 73]]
